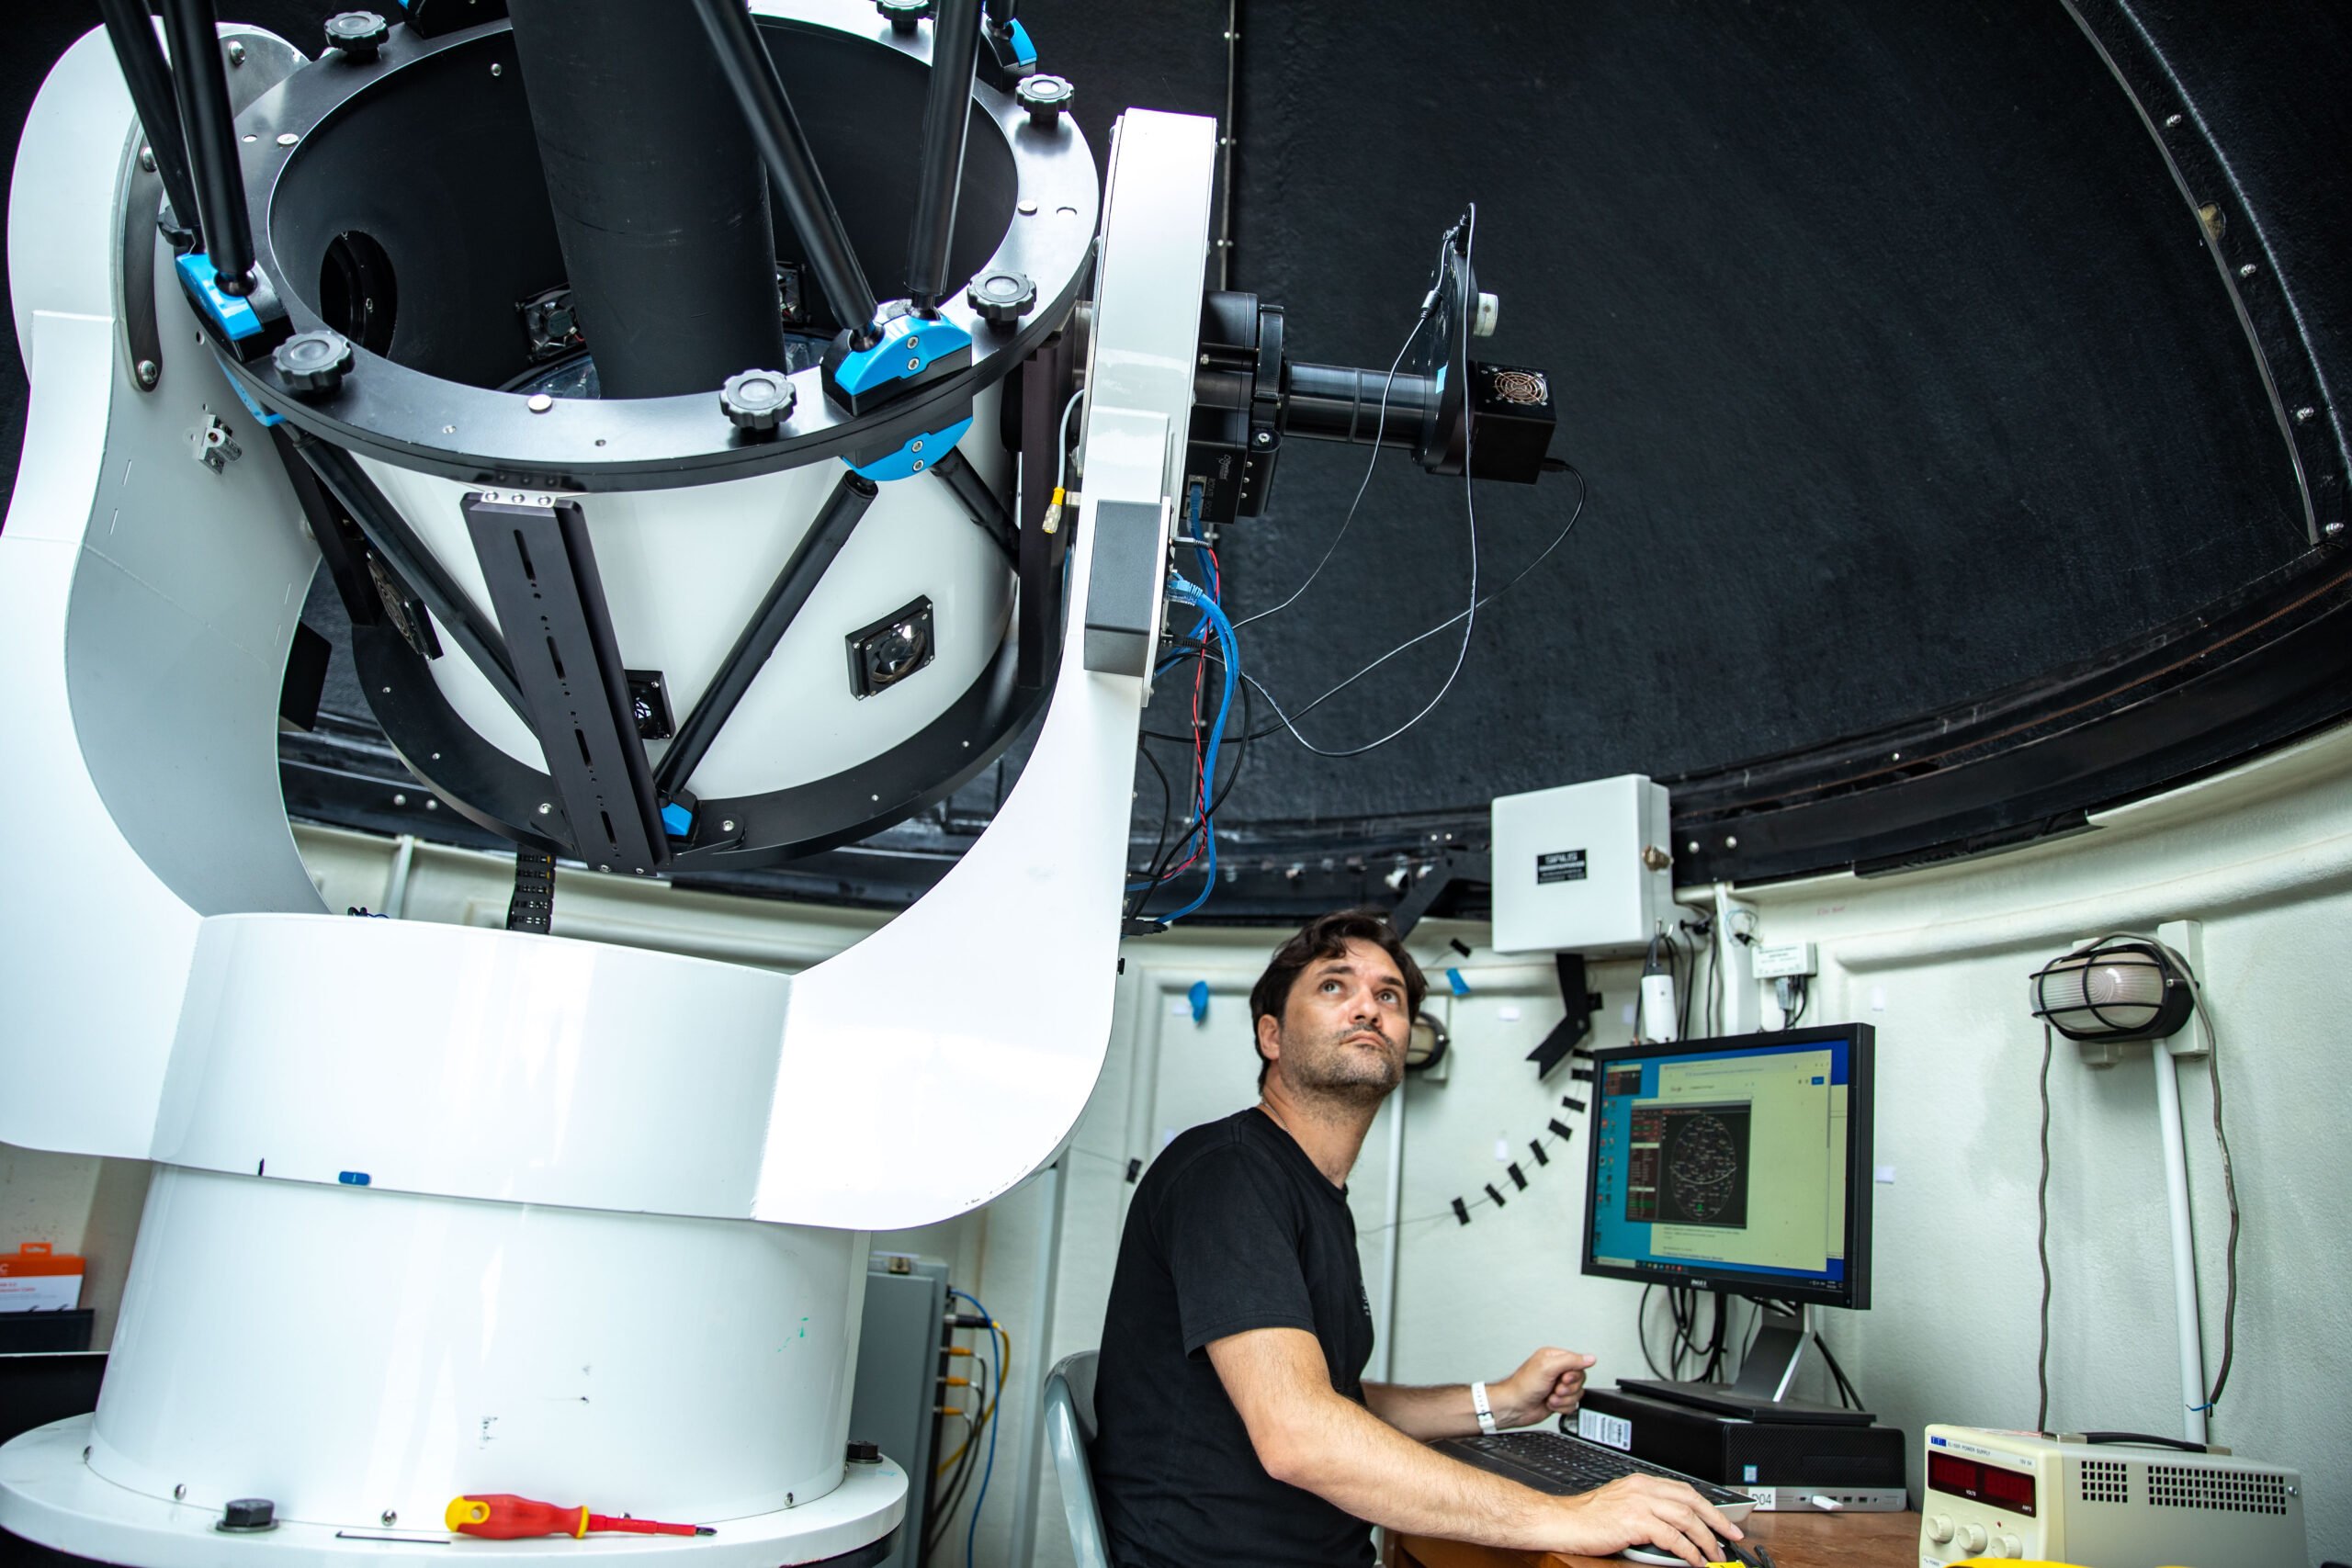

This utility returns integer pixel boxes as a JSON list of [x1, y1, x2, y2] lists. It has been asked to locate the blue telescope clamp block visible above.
[[174, 253, 292, 365], [850, 417, 974, 483], [823, 310, 974, 415]]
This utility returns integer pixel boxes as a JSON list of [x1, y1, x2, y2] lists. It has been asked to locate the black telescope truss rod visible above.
[[95, 0, 205, 247], [907, 0, 986, 313], [155, 0, 257, 292], [653, 470, 881, 799], [687, 0, 882, 343], [293, 440, 530, 720], [930, 449, 1017, 561]]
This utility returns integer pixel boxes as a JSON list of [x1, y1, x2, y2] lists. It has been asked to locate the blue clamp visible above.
[[832, 312, 971, 400], [850, 416, 972, 482], [337, 1170, 372, 1187], [1445, 966, 1470, 997], [175, 253, 261, 344], [1007, 17, 1037, 65], [660, 801, 694, 839], [229, 378, 284, 429], [1188, 979, 1210, 1024]]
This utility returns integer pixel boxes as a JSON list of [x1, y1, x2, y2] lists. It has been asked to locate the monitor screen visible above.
[[1581, 1023, 1873, 1309]]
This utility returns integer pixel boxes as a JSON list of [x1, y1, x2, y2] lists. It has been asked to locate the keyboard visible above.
[[1438, 1430, 1755, 1514]]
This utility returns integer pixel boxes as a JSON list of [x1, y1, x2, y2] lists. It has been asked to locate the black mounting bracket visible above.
[[462, 490, 669, 875], [1526, 952, 1602, 1079], [1386, 847, 1488, 939]]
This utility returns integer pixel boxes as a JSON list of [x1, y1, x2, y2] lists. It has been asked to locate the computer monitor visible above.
[[1582, 1023, 1874, 1314]]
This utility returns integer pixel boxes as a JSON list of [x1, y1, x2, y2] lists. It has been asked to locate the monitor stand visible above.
[[1616, 1302, 1874, 1427]]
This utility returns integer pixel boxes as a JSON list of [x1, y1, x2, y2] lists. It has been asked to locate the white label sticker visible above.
[[1167, 998, 1193, 1016], [1576, 1409, 1633, 1451], [1494, 1138, 1510, 1162], [1870, 986, 1887, 1011], [1620, 1001, 1638, 1025], [1875, 1164, 1896, 1184], [1498, 1004, 1521, 1022]]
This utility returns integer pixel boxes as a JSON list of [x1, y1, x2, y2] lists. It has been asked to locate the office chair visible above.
[[1043, 1349, 1108, 1568]]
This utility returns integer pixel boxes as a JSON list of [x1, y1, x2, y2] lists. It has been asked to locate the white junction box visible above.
[[1490, 775, 1672, 955], [1752, 942, 1817, 979]]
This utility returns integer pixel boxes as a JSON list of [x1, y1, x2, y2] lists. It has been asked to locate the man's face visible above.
[[1261, 937, 1411, 1105]]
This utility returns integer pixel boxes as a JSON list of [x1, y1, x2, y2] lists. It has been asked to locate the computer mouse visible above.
[[1619, 1542, 1769, 1567]]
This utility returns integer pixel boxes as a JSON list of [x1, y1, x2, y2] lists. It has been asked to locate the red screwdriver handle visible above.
[[446, 1494, 589, 1539]]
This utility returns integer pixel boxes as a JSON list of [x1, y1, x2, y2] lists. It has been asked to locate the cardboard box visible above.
[[0, 1243, 85, 1312]]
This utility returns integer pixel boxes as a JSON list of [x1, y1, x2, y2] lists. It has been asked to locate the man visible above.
[[1091, 908, 1744, 1568]]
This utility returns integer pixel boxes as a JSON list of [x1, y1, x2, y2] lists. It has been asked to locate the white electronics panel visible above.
[[1917, 1425, 2306, 1567], [1489, 775, 1672, 956]]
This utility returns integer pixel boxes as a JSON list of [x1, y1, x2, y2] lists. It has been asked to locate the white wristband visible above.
[[1471, 1380, 1498, 1436]]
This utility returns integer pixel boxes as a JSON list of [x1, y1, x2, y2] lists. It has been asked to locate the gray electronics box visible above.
[[850, 1253, 952, 1568], [1490, 775, 1673, 955]]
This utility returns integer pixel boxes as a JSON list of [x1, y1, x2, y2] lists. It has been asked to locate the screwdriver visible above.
[[446, 1494, 716, 1539]]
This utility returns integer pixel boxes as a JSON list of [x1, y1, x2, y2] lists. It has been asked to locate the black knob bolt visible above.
[[324, 12, 390, 61], [219, 1498, 277, 1532], [274, 330, 355, 396], [720, 368, 797, 436], [846, 1439, 882, 1463], [1016, 73, 1074, 129], [966, 271, 1036, 325], [876, 0, 930, 35]]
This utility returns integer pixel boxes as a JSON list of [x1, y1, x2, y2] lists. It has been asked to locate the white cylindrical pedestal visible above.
[[89, 1166, 873, 1529]]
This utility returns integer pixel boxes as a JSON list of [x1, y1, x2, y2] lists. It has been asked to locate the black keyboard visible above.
[[1441, 1430, 1754, 1511]]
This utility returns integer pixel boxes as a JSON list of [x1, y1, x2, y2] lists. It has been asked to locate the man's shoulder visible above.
[[1141, 1108, 1289, 1193]]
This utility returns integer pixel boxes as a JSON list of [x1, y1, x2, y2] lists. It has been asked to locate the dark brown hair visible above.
[[1248, 908, 1428, 1089]]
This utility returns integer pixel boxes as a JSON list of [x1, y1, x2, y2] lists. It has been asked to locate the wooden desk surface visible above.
[[1397, 1509, 1920, 1568]]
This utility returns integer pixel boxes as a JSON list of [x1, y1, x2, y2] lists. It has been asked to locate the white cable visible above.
[[1242, 207, 1526, 760], [1055, 387, 1084, 497], [1230, 314, 1430, 631]]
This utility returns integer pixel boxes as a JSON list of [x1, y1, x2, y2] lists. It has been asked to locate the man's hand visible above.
[[1553, 1474, 1745, 1568], [1491, 1346, 1596, 1427]]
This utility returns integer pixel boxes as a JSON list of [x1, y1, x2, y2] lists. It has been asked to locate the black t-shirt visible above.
[[1091, 1107, 1377, 1568]]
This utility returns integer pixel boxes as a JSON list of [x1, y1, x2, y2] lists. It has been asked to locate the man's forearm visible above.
[[1272, 1386, 1566, 1548], [1360, 1379, 1483, 1441]]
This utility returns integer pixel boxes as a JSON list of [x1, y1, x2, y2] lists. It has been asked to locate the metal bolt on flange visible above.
[[135, 359, 160, 389], [2326, 521, 2346, 537], [381, 1510, 397, 1527], [2238, 263, 2258, 278], [139, 146, 156, 172], [174, 1484, 187, 1500], [226, 39, 246, 65]]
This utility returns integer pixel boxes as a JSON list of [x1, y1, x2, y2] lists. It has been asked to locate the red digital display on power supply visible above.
[[1928, 1451, 2038, 1517]]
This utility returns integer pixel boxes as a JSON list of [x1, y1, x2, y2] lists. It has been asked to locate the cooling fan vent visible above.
[[2147, 1463, 2290, 1515], [2078, 1459, 2129, 1504]]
